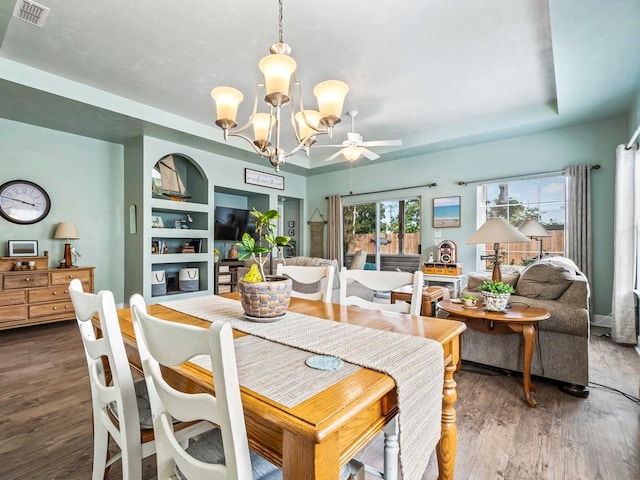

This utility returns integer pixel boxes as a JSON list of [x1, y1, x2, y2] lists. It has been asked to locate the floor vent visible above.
[[12, 0, 50, 27]]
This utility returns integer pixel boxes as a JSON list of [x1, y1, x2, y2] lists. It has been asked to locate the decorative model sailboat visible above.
[[151, 155, 191, 201]]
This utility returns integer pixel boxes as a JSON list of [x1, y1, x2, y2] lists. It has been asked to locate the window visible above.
[[477, 177, 565, 269], [343, 198, 420, 262]]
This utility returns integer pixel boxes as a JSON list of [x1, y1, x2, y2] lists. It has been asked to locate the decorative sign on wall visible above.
[[244, 168, 285, 190]]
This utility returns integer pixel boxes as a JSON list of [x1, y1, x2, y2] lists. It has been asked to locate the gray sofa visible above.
[[439, 256, 590, 390]]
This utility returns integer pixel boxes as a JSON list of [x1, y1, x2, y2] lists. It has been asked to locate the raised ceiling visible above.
[[0, 0, 639, 175]]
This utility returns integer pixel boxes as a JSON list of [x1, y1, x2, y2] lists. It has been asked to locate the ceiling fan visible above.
[[319, 110, 402, 162]]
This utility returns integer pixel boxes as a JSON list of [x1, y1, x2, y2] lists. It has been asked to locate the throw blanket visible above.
[[161, 295, 444, 480]]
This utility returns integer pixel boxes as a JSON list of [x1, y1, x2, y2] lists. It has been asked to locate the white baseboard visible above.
[[590, 313, 612, 328]]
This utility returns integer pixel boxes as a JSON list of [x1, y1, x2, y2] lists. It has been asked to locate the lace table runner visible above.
[[161, 295, 444, 480], [190, 335, 362, 408]]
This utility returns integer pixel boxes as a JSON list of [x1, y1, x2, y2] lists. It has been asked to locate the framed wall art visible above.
[[433, 196, 461, 228], [244, 168, 285, 190], [8, 240, 39, 257]]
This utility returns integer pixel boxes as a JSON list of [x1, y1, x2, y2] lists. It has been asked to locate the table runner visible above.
[[161, 295, 444, 480], [191, 335, 362, 408]]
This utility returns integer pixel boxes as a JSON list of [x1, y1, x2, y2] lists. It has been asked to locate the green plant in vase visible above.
[[477, 280, 515, 295], [477, 280, 514, 312], [235, 209, 292, 319], [235, 208, 290, 281]]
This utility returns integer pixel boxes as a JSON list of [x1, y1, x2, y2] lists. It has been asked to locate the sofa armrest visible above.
[[556, 275, 589, 309]]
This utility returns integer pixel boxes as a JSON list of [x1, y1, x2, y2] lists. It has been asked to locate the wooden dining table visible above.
[[112, 293, 466, 480]]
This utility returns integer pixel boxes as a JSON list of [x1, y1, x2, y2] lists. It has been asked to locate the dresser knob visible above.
[[68, 275, 75, 279], [52, 292, 57, 295], [53, 306, 57, 310], [65, 305, 69, 309], [25, 278, 30, 282]]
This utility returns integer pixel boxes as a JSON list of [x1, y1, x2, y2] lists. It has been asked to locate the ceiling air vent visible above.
[[12, 0, 50, 27]]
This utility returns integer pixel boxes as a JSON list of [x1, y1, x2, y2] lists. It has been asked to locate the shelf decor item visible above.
[[477, 280, 515, 312], [235, 208, 292, 319]]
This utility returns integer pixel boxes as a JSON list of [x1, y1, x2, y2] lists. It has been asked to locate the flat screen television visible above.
[[214, 206, 257, 241]]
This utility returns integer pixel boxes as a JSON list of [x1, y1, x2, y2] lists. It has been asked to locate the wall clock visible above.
[[0, 180, 51, 225]]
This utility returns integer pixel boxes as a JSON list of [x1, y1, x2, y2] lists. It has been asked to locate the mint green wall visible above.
[[306, 117, 626, 316], [0, 118, 125, 300], [629, 88, 640, 138]]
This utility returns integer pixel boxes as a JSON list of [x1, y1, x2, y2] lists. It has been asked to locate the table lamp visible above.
[[54, 222, 80, 268], [518, 219, 551, 260], [467, 217, 530, 282]]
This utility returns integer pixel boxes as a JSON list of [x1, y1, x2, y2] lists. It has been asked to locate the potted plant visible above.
[[235, 208, 292, 319], [213, 248, 220, 263], [477, 280, 515, 312]]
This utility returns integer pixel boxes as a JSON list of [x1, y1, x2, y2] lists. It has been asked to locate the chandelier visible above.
[[210, 0, 349, 171]]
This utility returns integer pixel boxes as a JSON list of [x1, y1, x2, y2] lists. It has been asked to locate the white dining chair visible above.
[[338, 269, 425, 480], [130, 294, 363, 479], [69, 280, 210, 480], [339, 269, 424, 316], [276, 263, 335, 303]]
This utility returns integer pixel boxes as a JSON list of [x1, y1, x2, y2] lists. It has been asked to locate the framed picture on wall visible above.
[[433, 196, 461, 228], [288, 220, 295, 228], [288, 229, 295, 236], [8, 240, 38, 257]]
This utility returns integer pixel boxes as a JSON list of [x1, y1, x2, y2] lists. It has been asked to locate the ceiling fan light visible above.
[[258, 53, 296, 106], [314, 80, 349, 126], [295, 110, 321, 139], [343, 146, 363, 162], [211, 86, 243, 128]]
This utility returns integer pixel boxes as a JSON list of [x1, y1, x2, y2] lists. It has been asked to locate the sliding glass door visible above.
[[343, 197, 420, 269]]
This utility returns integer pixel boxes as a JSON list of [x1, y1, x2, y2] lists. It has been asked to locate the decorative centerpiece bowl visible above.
[[477, 280, 515, 312], [235, 208, 292, 320]]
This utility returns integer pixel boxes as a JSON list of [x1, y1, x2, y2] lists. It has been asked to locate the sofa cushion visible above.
[[466, 271, 520, 291], [516, 262, 575, 300]]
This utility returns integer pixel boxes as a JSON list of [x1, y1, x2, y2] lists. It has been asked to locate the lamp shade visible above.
[[518, 219, 551, 238], [251, 113, 274, 143], [467, 217, 530, 244], [211, 86, 244, 123], [295, 110, 321, 139], [258, 53, 297, 96], [54, 222, 80, 240], [313, 80, 349, 120]]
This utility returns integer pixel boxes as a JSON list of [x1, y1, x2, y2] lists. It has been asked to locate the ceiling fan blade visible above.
[[324, 149, 345, 162], [361, 139, 403, 147], [314, 144, 346, 148], [361, 148, 380, 161]]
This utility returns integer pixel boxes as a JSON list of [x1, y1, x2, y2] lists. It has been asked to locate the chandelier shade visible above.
[[313, 80, 350, 126], [295, 110, 321, 146], [258, 53, 297, 105], [210, 87, 244, 128], [210, 0, 350, 171]]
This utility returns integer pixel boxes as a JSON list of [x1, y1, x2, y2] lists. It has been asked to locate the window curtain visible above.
[[612, 145, 639, 344], [327, 195, 343, 267], [564, 164, 594, 316]]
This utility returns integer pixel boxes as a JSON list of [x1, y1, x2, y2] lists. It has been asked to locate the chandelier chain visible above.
[[278, 0, 284, 43]]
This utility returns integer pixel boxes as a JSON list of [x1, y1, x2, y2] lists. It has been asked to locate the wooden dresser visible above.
[[0, 256, 94, 330]]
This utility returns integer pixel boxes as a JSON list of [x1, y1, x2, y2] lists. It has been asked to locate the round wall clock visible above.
[[0, 180, 51, 225]]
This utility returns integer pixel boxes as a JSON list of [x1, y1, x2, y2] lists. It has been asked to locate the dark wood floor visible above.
[[1, 322, 638, 480]]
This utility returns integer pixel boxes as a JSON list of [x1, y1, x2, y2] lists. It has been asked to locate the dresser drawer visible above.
[[0, 290, 26, 306], [0, 305, 27, 323], [28, 284, 88, 304], [50, 269, 92, 286], [29, 300, 74, 319], [3, 273, 48, 290]]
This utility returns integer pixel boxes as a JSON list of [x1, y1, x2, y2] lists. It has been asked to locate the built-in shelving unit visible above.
[[124, 144, 214, 303]]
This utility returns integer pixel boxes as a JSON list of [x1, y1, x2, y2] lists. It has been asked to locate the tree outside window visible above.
[[480, 177, 565, 268]]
